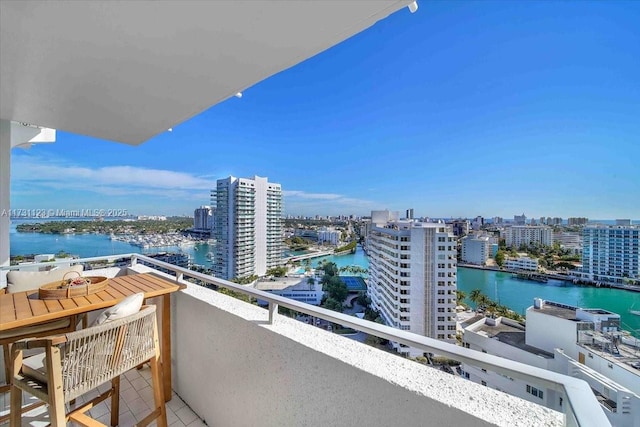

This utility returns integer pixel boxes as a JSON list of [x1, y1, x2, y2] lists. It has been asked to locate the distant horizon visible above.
[[9, 1, 639, 219], [7, 215, 639, 225]]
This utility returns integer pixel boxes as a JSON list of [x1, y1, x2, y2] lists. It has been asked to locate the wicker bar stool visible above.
[[10, 305, 167, 427]]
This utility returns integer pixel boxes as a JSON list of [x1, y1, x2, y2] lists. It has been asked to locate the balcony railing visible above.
[[1, 253, 611, 427]]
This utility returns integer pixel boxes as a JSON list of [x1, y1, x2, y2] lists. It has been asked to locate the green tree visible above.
[[469, 289, 483, 308], [306, 276, 315, 290], [477, 294, 490, 311], [495, 250, 505, 267], [322, 297, 344, 312], [456, 290, 466, 306], [356, 291, 370, 307], [267, 266, 288, 277], [320, 261, 339, 277], [323, 275, 348, 302], [231, 275, 258, 285]]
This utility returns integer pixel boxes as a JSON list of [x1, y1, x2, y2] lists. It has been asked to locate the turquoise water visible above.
[[456, 267, 640, 336], [9, 227, 639, 335], [310, 245, 369, 269]]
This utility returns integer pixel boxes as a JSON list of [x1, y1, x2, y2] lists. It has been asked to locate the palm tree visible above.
[[478, 294, 490, 312], [469, 289, 483, 310], [456, 290, 466, 306], [485, 300, 499, 318], [496, 305, 510, 317]]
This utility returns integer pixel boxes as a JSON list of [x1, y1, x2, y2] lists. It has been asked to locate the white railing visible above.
[[1, 253, 611, 427]]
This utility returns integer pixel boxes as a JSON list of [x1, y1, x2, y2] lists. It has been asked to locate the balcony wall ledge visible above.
[[171, 282, 563, 427]]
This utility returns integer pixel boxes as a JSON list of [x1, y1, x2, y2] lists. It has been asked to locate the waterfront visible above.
[[8, 226, 639, 336]]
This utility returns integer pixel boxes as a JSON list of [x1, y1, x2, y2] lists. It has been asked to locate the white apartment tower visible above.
[[212, 176, 283, 280], [367, 218, 457, 357], [582, 224, 640, 284], [193, 205, 214, 231], [502, 225, 553, 248], [461, 235, 490, 265]]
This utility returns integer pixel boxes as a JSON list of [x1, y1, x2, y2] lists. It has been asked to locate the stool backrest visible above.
[[59, 305, 157, 402]]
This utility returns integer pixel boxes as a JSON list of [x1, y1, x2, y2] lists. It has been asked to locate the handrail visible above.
[[1, 253, 611, 427]]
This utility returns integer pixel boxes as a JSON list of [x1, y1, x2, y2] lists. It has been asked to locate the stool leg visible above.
[[111, 376, 120, 427], [150, 356, 167, 427], [9, 384, 22, 427], [2, 344, 11, 388]]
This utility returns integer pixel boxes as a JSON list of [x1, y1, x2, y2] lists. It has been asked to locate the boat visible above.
[[512, 272, 548, 283], [630, 304, 640, 316]]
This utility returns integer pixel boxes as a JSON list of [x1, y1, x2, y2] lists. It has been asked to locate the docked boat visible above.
[[513, 272, 548, 283]]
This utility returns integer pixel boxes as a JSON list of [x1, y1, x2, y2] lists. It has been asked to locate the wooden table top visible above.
[[0, 273, 184, 331]]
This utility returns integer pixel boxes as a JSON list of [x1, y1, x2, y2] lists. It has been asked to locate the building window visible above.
[[526, 385, 543, 399]]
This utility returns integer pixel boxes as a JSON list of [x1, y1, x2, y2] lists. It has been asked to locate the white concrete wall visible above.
[[171, 284, 563, 427], [463, 320, 560, 411], [526, 308, 577, 355], [577, 344, 640, 395], [0, 120, 10, 288]]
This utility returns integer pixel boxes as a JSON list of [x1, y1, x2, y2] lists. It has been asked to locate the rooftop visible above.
[[533, 300, 580, 321], [472, 318, 554, 359]]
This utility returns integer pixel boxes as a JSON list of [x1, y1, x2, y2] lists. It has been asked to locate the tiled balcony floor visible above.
[[1, 366, 204, 426]]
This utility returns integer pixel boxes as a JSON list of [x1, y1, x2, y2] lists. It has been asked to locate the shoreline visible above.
[[458, 263, 640, 293]]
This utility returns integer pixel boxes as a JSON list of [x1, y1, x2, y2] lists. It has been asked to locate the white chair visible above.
[[10, 305, 167, 427]]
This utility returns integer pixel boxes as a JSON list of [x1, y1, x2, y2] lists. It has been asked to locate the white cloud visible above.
[[10, 154, 379, 215], [284, 189, 377, 215], [12, 155, 214, 192]]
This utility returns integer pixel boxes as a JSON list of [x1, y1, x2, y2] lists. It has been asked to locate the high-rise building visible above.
[[582, 224, 640, 284], [461, 235, 490, 265], [367, 217, 457, 357], [405, 208, 414, 220], [501, 225, 553, 248], [514, 213, 527, 226], [447, 219, 470, 237], [567, 217, 589, 226], [193, 205, 214, 231], [212, 175, 283, 280], [471, 216, 484, 231]]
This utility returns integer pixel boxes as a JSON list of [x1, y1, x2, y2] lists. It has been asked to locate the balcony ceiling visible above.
[[0, 1, 413, 145]]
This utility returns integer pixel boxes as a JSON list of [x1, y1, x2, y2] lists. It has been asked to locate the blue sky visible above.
[[10, 1, 640, 219]]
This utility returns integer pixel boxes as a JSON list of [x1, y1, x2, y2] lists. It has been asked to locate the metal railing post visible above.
[[269, 302, 278, 325]]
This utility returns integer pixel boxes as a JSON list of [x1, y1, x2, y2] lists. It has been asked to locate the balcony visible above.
[[1, 254, 611, 427]]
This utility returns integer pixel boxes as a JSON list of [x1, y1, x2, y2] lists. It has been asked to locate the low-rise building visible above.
[[505, 255, 539, 271], [462, 299, 640, 427], [553, 231, 582, 254], [254, 276, 324, 305], [317, 227, 340, 245]]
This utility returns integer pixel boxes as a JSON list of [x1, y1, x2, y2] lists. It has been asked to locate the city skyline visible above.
[[9, 1, 639, 218]]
